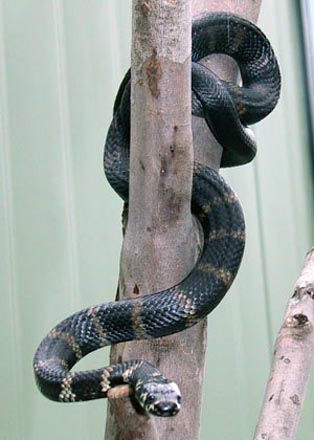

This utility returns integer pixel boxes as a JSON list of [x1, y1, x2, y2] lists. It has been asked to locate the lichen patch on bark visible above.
[[146, 48, 162, 98]]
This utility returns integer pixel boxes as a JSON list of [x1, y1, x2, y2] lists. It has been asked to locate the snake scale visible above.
[[33, 13, 280, 417]]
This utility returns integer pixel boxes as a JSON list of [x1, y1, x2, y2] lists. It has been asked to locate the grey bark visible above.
[[254, 248, 314, 440], [105, 1, 262, 439]]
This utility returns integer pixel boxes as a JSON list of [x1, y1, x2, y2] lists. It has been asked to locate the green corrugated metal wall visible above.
[[1, 1, 313, 439]]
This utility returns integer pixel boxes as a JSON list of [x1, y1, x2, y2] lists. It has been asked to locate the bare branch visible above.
[[254, 248, 314, 440]]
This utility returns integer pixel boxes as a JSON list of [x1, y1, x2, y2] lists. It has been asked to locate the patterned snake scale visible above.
[[33, 14, 281, 417]]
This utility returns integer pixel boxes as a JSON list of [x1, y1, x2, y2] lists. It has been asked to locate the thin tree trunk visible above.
[[254, 248, 314, 440], [105, 2, 197, 439], [105, 1, 262, 439]]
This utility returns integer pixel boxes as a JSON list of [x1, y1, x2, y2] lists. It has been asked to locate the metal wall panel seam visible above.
[[300, 0, 314, 140], [52, 0, 81, 311], [275, 0, 313, 263], [220, 165, 274, 436], [0, 2, 23, 437], [252, 160, 275, 352], [106, 1, 124, 96], [257, 0, 304, 333]]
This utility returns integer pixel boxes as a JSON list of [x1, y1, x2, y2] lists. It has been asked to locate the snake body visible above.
[[33, 13, 280, 417]]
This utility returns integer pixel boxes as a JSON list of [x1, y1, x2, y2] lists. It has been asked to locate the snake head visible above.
[[135, 379, 181, 417]]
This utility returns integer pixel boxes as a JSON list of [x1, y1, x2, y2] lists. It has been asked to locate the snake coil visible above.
[[33, 13, 280, 417]]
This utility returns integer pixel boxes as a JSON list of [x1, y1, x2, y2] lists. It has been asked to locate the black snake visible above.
[[33, 13, 281, 417]]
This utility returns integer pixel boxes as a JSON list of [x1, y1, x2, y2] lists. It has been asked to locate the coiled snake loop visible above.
[[33, 13, 280, 417]]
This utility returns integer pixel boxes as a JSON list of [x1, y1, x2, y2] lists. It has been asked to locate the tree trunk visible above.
[[105, 1, 262, 439]]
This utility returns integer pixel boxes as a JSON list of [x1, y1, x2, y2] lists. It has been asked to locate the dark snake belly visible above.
[[33, 13, 280, 417]]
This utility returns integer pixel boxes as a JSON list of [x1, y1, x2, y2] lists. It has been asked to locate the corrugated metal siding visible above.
[[0, 1, 313, 439]]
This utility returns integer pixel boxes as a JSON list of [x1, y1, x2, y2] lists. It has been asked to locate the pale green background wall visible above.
[[1, 1, 313, 439]]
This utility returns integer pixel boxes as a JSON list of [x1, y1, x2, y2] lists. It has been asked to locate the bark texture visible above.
[[105, 1, 262, 439], [105, 2, 199, 439], [254, 248, 314, 440]]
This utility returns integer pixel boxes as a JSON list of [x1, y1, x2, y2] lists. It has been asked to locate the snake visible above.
[[33, 13, 280, 418]]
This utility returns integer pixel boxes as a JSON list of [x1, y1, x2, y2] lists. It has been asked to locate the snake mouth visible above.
[[151, 401, 181, 417]]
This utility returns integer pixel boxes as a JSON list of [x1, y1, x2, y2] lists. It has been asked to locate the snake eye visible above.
[[146, 394, 156, 404]]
